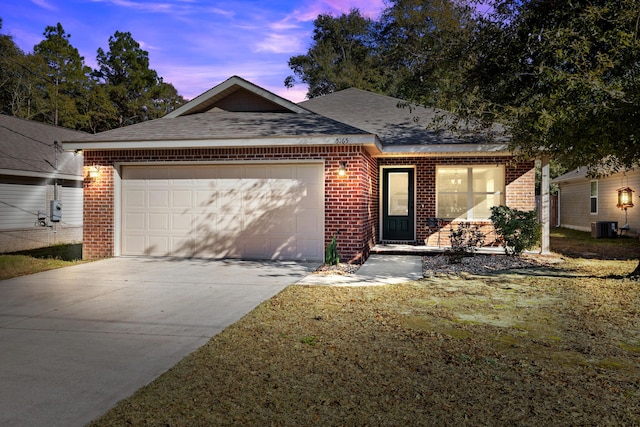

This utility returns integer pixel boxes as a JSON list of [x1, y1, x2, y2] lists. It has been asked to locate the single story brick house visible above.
[[553, 167, 640, 236], [0, 114, 84, 253], [64, 76, 535, 262]]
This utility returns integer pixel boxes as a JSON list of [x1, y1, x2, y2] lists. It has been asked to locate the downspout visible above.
[[556, 187, 561, 228], [539, 155, 551, 254]]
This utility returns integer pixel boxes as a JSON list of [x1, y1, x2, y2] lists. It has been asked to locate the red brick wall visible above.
[[82, 148, 533, 262], [82, 164, 115, 259], [82, 146, 377, 263], [378, 156, 535, 244]]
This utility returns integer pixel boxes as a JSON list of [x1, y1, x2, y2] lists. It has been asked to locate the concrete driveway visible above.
[[0, 257, 317, 427]]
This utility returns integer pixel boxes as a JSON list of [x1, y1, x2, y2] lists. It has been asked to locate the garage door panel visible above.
[[298, 239, 322, 259], [245, 165, 269, 179], [172, 190, 192, 208], [297, 211, 321, 233], [218, 190, 241, 211], [269, 237, 298, 259], [122, 164, 323, 260], [272, 167, 296, 179], [125, 190, 146, 207], [195, 167, 219, 179], [148, 190, 169, 208], [296, 165, 322, 182], [172, 213, 192, 232], [148, 213, 169, 230], [236, 237, 264, 259], [169, 236, 192, 256], [212, 213, 243, 233], [124, 212, 145, 231], [123, 235, 146, 255], [217, 167, 243, 179], [196, 190, 217, 209], [147, 167, 170, 181], [171, 166, 195, 180], [143, 236, 170, 256], [123, 166, 148, 180], [300, 186, 321, 207]]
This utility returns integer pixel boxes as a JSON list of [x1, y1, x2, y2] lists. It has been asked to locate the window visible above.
[[590, 181, 598, 214], [436, 165, 505, 219]]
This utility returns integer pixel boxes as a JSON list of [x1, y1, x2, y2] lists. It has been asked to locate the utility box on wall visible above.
[[50, 200, 62, 222]]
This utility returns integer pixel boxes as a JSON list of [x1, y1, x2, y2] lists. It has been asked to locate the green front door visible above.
[[382, 168, 414, 241]]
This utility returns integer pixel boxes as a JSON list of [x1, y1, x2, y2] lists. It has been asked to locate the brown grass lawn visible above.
[[0, 244, 84, 280], [88, 231, 640, 426]]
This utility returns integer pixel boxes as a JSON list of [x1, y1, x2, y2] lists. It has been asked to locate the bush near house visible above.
[[490, 205, 541, 256]]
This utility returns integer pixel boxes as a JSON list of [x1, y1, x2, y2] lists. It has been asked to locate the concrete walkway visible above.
[[0, 257, 317, 427], [297, 254, 423, 286], [0, 255, 421, 426]]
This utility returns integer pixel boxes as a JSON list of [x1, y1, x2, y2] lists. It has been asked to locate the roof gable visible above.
[[165, 75, 309, 117]]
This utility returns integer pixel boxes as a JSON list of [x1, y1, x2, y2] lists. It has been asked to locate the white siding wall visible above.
[[558, 170, 640, 234], [60, 186, 83, 226], [0, 182, 83, 253], [0, 183, 46, 229]]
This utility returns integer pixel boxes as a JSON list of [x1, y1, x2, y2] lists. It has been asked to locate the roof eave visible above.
[[63, 135, 379, 151], [377, 143, 513, 157], [0, 168, 82, 181]]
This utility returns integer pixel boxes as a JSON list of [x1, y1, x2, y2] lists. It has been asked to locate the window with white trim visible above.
[[590, 181, 598, 214], [436, 165, 505, 219]]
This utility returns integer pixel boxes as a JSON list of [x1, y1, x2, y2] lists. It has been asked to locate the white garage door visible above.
[[121, 163, 324, 260]]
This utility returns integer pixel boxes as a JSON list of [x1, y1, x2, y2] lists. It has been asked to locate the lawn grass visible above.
[[550, 227, 640, 259], [0, 244, 85, 280], [88, 257, 640, 426]]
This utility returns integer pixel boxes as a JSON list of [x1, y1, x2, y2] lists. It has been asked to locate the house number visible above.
[[335, 138, 349, 144]]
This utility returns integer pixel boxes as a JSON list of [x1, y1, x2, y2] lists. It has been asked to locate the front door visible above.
[[382, 168, 414, 241]]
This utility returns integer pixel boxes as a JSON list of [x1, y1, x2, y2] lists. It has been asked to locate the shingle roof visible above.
[[299, 88, 510, 146], [0, 114, 84, 177], [72, 111, 373, 143]]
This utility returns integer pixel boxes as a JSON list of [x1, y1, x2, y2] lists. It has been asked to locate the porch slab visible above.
[[371, 244, 512, 256]]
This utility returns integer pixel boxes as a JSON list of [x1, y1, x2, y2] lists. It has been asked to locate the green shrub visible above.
[[325, 234, 340, 265], [490, 205, 541, 256]]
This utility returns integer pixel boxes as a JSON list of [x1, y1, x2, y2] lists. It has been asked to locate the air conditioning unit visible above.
[[591, 221, 618, 238]]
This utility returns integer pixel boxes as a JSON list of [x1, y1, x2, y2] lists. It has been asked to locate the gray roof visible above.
[[300, 88, 510, 146], [63, 76, 510, 154], [0, 114, 84, 178], [73, 111, 372, 143]]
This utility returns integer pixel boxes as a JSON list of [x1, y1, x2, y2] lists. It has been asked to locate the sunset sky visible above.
[[0, 0, 386, 102]]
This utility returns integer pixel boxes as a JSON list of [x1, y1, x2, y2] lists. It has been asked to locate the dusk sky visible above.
[[0, 0, 386, 103]]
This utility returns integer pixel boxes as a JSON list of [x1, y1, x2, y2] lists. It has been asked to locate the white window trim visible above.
[[590, 180, 598, 215], [436, 165, 505, 220]]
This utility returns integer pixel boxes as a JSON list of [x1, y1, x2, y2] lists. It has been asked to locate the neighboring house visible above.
[[554, 167, 640, 236], [64, 76, 535, 262], [0, 114, 85, 252]]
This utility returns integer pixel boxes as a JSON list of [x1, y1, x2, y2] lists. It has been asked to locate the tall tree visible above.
[[32, 23, 93, 128], [0, 18, 33, 118], [285, 9, 384, 98], [147, 77, 186, 119], [377, 0, 476, 105], [449, 0, 640, 275], [94, 31, 162, 126], [448, 0, 640, 172]]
